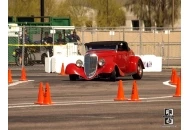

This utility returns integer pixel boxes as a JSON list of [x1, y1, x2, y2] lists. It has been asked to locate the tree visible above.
[[44, 0, 59, 16], [58, 0, 91, 26], [124, 0, 181, 28], [8, 0, 60, 20], [55, 0, 126, 27], [87, 0, 126, 27], [8, 0, 40, 17], [8, 0, 126, 27]]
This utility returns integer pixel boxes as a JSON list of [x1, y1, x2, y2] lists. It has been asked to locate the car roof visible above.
[[85, 41, 128, 46]]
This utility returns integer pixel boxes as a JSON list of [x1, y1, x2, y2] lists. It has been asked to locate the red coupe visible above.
[[65, 41, 145, 81]]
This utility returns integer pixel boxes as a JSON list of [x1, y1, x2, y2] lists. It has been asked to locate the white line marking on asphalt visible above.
[[163, 80, 176, 88], [144, 99, 180, 102], [77, 116, 115, 119], [8, 100, 113, 106], [8, 80, 34, 87], [8, 95, 180, 109], [8, 99, 181, 109], [139, 95, 173, 100], [8, 102, 35, 105]]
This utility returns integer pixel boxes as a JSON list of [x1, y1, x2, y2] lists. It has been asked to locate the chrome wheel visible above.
[[132, 61, 143, 80]]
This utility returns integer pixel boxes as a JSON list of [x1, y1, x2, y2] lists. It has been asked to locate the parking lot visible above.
[[8, 65, 181, 130]]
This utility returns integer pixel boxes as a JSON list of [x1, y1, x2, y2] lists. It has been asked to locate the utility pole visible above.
[[107, 0, 108, 25], [139, 0, 142, 55], [40, 0, 44, 45], [40, 0, 44, 22], [172, 0, 174, 30]]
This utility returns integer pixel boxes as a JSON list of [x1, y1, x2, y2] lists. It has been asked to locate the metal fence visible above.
[[8, 26, 181, 67], [76, 27, 181, 67]]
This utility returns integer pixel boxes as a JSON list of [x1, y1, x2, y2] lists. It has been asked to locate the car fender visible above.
[[100, 62, 117, 73], [128, 56, 145, 73], [65, 63, 85, 77], [100, 62, 125, 76]]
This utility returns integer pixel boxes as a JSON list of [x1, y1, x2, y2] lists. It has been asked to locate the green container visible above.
[[8, 37, 19, 63], [8, 16, 14, 23], [15, 16, 71, 26], [16, 17, 34, 22], [50, 17, 71, 26]]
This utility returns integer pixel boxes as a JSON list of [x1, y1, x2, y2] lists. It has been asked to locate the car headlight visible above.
[[76, 59, 83, 67], [98, 59, 105, 66]]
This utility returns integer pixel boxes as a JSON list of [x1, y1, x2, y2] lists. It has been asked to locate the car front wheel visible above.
[[69, 74, 79, 81], [132, 61, 143, 80], [110, 68, 116, 81]]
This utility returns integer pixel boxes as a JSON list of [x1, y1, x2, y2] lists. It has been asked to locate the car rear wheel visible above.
[[69, 74, 79, 81], [132, 61, 143, 80], [110, 69, 116, 81]]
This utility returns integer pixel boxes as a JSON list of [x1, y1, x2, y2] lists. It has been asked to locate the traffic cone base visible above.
[[173, 77, 181, 97], [114, 96, 128, 101], [173, 95, 181, 97], [127, 99, 141, 101], [114, 80, 128, 101]]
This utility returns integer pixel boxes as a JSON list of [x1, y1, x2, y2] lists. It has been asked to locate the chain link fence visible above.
[[8, 26, 181, 67]]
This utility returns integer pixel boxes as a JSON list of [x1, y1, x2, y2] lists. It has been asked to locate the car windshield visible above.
[[86, 44, 116, 51]]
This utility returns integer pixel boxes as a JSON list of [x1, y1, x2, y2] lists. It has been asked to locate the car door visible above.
[[122, 43, 130, 73], [116, 43, 128, 72]]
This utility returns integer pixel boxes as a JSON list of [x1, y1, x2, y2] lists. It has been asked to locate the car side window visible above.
[[118, 44, 123, 51], [122, 43, 127, 51], [125, 42, 130, 51]]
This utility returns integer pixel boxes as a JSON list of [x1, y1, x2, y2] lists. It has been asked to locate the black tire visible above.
[[15, 54, 28, 66], [69, 74, 79, 81], [27, 53, 35, 66], [23, 54, 29, 66], [36, 61, 41, 64], [15, 54, 21, 66], [110, 68, 116, 81], [132, 61, 143, 80], [41, 53, 47, 64]]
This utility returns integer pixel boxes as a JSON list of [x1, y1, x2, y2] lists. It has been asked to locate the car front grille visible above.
[[84, 53, 98, 79]]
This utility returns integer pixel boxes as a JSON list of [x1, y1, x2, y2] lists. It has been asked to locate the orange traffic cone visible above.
[[60, 63, 65, 76], [34, 82, 44, 105], [20, 67, 27, 81], [43, 82, 52, 105], [8, 68, 13, 84], [172, 70, 178, 85], [128, 80, 141, 101], [173, 77, 181, 97], [170, 68, 174, 83], [114, 80, 128, 101]]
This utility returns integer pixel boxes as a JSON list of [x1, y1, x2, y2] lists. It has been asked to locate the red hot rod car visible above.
[[65, 41, 145, 81]]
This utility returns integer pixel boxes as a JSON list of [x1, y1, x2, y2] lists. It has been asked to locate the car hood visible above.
[[86, 50, 116, 57]]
